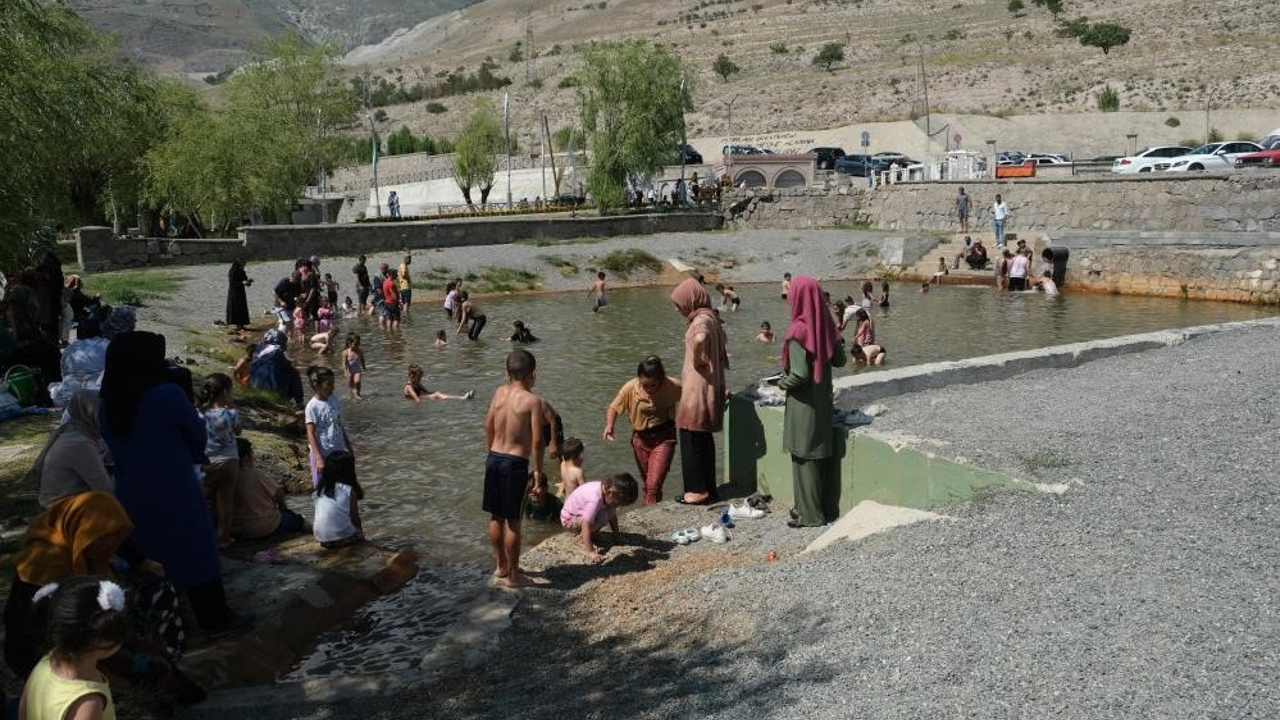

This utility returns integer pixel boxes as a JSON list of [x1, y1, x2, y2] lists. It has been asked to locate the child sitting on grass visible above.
[[559, 473, 639, 564]]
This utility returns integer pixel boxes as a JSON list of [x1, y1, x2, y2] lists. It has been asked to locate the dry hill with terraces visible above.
[[337, 0, 1279, 155]]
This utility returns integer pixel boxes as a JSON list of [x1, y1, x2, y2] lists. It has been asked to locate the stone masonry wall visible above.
[[75, 227, 245, 271], [76, 213, 723, 271], [858, 173, 1280, 234], [1067, 246, 1280, 304], [722, 187, 863, 230]]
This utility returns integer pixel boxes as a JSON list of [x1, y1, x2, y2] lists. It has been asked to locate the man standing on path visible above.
[[992, 193, 1010, 247], [955, 187, 971, 233], [397, 252, 413, 318], [388, 191, 401, 219], [352, 255, 371, 315]]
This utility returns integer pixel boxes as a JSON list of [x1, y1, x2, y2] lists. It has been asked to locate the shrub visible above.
[[1007, 0, 1025, 15], [1164, 116, 1181, 128], [426, 102, 447, 114], [1207, 127, 1223, 143], [557, 75, 581, 89], [769, 42, 788, 54], [712, 54, 741, 82], [811, 42, 845, 72], [1097, 84, 1119, 112], [599, 249, 662, 278]]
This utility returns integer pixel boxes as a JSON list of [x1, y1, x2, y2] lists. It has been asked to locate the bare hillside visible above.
[[341, 0, 1280, 151]]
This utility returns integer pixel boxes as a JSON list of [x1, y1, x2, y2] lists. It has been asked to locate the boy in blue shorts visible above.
[[482, 349, 546, 588]]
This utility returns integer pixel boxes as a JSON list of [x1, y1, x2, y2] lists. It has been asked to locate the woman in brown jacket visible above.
[[670, 278, 729, 505]]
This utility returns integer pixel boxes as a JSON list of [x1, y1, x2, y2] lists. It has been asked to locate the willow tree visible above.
[[578, 41, 693, 212], [0, 0, 176, 260], [451, 100, 503, 207], [144, 31, 357, 231]]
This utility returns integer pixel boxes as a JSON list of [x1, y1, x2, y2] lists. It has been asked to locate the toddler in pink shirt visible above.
[[559, 473, 638, 564]]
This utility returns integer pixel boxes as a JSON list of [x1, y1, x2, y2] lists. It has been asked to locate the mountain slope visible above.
[[340, 0, 1280, 149], [69, 0, 478, 73]]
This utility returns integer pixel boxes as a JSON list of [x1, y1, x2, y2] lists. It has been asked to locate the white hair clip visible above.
[[97, 581, 125, 612], [32, 583, 59, 604]]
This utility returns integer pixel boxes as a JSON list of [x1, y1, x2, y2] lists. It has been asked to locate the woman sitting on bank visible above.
[[248, 329, 304, 406], [31, 389, 112, 508], [3, 491, 206, 705]]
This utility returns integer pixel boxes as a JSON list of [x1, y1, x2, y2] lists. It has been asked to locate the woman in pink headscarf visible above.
[[670, 278, 728, 505], [777, 276, 847, 527]]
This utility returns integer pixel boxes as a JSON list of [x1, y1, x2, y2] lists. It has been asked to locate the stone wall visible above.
[[723, 187, 864, 230], [1066, 245, 1280, 304], [858, 173, 1280, 234], [76, 213, 723, 270], [75, 227, 245, 271], [725, 173, 1280, 235]]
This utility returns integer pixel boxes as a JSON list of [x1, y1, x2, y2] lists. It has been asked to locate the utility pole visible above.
[[362, 69, 382, 218], [525, 10, 536, 84], [724, 94, 738, 185], [678, 75, 688, 208], [503, 92, 512, 208]]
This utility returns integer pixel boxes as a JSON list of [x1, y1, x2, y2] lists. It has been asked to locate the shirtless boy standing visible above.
[[483, 349, 545, 587], [588, 271, 608, 313]]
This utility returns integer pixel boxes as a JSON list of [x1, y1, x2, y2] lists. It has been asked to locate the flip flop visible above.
[[675, 495, 711, 506]]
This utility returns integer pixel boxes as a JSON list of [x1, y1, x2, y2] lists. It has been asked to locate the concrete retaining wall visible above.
[[725, 317, 1280, 511], [829, 317, 1280, 409], [75, 213, 722, 270]]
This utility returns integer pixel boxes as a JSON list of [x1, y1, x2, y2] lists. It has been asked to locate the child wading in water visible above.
[[19, 576, 129, 720], [755, 321, 775, 343], [342, 333, 365, 400], [556, 437, 586, 498], [305, 366, 352, 488], [588, 271, 608, 312], [434, 330, 449, 349], [482, 349, 547, 588], [560, 473, 639, 564], [197, 373, 241, 549], [312, 450, 364, 549], [404, 364, 474, 402]]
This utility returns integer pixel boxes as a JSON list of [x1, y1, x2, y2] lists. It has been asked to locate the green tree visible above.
[[451, 100, 504, 207], [144, 31, 357, 231], [1079, 22, 1131, 54], [577, 40, 692, 212], [0, 0, 181, 258], [712, 54, 741, 82], [1097, 84, 1119, 112], [1043, 0, 1064, 17], [387, 126, 418, 155], [1007, 0, 1025, 16], [812, 42, 845, 72]]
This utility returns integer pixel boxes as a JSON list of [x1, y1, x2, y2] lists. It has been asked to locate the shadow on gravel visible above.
[[534, 532, 674, 590], [408, 586, 841, 720]]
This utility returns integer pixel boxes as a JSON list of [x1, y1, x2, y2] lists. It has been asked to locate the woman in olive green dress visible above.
[[777, 275, 847, 527]]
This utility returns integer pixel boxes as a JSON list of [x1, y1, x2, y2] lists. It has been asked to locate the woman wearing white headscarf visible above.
[[31, 389, 113, 508]]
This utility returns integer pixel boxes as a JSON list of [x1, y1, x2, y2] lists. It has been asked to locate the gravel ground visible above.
[[132, 229, 909, 340], [215, 309, 1279, 719]]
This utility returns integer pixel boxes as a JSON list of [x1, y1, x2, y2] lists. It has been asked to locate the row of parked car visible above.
[[1110, 128, 1280, 173]]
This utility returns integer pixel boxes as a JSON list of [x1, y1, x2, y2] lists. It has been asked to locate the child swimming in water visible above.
[[404, 364, 474, 402], [755, 321, 775, 343]]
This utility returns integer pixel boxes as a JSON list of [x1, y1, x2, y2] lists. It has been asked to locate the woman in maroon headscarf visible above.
[[670, 278, 728, 505], [777, 276, 847, 527]]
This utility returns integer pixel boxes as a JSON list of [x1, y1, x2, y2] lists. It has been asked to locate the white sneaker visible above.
[[700, 523, 730, 544], [728, 501, 766, 519]]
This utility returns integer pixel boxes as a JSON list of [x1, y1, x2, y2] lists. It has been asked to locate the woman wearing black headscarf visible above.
[[226, 258, 252, 330], [99, 331, 247, 633]]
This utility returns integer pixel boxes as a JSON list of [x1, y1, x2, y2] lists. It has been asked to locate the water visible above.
[[283, 282, 1273, 677]]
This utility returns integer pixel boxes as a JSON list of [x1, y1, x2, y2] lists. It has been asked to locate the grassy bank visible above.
[[83, 268, 188, 307]]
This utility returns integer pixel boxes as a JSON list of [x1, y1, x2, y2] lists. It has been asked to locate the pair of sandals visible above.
[[670, 527, 702, 545]]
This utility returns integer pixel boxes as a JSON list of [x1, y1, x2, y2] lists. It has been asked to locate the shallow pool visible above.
[[286, 282, 1274, 563], [280, 281, 1274, 678]]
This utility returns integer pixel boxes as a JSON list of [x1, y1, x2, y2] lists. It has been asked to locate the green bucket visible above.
[[4, 366, 36, 407]]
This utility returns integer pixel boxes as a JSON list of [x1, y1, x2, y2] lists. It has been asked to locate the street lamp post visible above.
[[504, 93, 512, 208], [368, 114, 382, 218]]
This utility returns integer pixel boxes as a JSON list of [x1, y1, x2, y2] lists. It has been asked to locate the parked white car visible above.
[[1111, 145, 1194, 174], [1027, 153, 1070, 165], [1160, 141, 1263, 172]]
